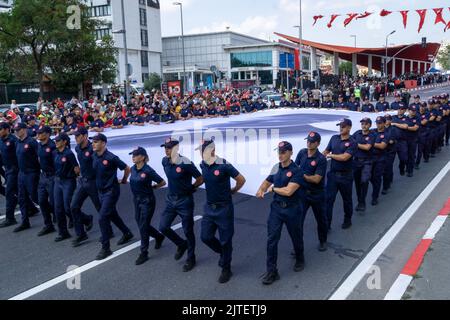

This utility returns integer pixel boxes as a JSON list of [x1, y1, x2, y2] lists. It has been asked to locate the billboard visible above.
[[167, 80, 182, 97]]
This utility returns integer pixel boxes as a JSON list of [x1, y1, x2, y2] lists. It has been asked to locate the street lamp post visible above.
[[385, 30, 396, 77], [298, 0, 303, 91], [350, 35, 357, 48], [174, 2, 187, 95]]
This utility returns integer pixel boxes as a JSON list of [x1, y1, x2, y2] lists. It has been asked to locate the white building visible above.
[[0, 0, 12, 12], [83, 0, 162, 85]]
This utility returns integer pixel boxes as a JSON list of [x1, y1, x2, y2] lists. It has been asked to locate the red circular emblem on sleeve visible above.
[[103, 160, 108, 166], [286, 171, 293, 178], [402, 118, 406, 121], [365, 137, 370, 141], [85, 152, 90, 157], [311, 161, 317, 167], [61, 157, 67, 163], [345, 142, 350, 147], [46, 148, 51, 153], [24, 144, 29, 149], [279, 142, 285, 147], [140, 173, 146, 179], [309, 132, 315, 137], [422, 115, 425, 119], [413, 120, 416, 123], [176, 167, 182, 173], [6, 142, 10, 146], [381, 135, 385, 139], [214, 170, 220, 176]]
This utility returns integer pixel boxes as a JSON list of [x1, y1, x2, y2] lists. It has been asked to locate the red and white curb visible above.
[[384, 197, 450, 300], [404, 82, 450, 93]]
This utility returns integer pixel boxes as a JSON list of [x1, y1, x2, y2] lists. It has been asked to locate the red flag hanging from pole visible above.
[[356, 11, 372, 19], [416, 9, 427, 33], [380, 9, 392, 17], [343, 13, 358, 27], [400, 10, 409, 28], [312, 15, 324, 26], [327, 14, 340, 28], [433, 8, 446, 25], [294, 48, 300, 71]]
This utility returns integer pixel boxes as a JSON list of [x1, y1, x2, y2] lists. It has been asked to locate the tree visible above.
[[0, 0, 117, 96], [144, 73, 162, 91], [437, 44, 450, 71], [339, 61, 353, 76]]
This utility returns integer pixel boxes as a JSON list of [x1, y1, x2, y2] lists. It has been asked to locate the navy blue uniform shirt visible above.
[[91, 119, 104, 128], [352, 130, 375, 160], [16, 136, 40, 173], [392, 115, 408, 140], [295, 149, 327, 192], [54, 147, 78, 179], [162, 156, 202, 197], [130, 164, 164, 198], [180, 109, 192, 118], [200, 157, 240, 204], [113, 117, 127, 126], [75, 142, 96, 180], [325, 135, 356, 172], [361, 103, 375, 113], [62, 123, 77, 133], [266, 161, 303, 204], [27, 125, 40, 138], [321, 101, 334, 109], [38, 139, 56, 175], [147, 114, 160, 123], [0, 134, 18, 169], [92, 150, 128, 192], [347, 101, 360, 111], [405, 116, 420, 140], [371, 130, 389, 158], [376, 102, 390, 112]]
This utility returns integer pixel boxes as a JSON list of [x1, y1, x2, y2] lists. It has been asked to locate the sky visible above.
[[161, 0, 450, 48]]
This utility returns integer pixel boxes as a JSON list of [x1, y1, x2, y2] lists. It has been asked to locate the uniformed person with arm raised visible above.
[[198, 138, 246, 284], [129, 147, 166, 266], [159, 138, 204, 272], [323, 119, 356, 230], [91, 134, 134, 260], [256, 141, 304, 285]]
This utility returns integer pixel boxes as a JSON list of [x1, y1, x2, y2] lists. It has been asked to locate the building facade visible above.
[[84, 0, 162, 85]]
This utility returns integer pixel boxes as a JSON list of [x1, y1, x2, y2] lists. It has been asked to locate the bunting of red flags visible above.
[[312, 7, 450, 32]]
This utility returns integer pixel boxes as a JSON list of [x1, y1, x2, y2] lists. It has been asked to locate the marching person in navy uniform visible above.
[[390, 93, 403, 110], [347, 94, 360, 112], [198, 138, 246, 283], [26, 116, 40, 138], [129, 147, 166, 265], [382, 114, 396, 194], [415, 103, 431, 169], [53, 133, 80, 242], [323, 119, 356, 230], [295, 132, 328, 252], [352, 118, 375, 212], [321, 94, 334, 109], [13, 122, 41, 232], [0, 122, 19, 228], [334, 95, 347, 109], [428, 99, 442, 158], [36, 126, 57, 236], [391, 104, 409, 176], [375, 94, 390, 112], [361, 97, 375, 113], [370, 117, 389, 205], [404, 105, 420, 177], [91, 134, 134, 260], [256, 141, 304, 285], [442, 93, 450, 146], [159, 138, 204, 272]]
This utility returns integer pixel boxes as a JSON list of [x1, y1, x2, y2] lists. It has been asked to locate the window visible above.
[[141, 51, 149, 67], [141, 29, 148, 47], [88, 5, 111, 17], [94, 28, 112, 41], [230, 51, 272, 68], [139, 8, 147, 26], [142, 73, 149, 82], [279, 53, 294, 69], [139, 0, 146, 4]]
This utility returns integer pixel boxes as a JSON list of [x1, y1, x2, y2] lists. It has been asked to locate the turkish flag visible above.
[[344, 13, 358, 27], [356, 11, 372, 19], [327, 14, 340, 28], [433, 8, 446, 25], [400, 10, 409, 28], [294, 48, 300, 70], [416, 9, 427, 33], [313, 15, 324, 26], [380, 9, 392, 17]]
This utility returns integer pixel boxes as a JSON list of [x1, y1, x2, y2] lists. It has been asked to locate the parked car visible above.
[[0, 103, 38, 115], [263, 94, 283, 108]]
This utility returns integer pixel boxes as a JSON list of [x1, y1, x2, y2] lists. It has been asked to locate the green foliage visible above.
[[144, 73, 162, 91], [339, 61, 353, 76], [437, 44, 450, 71]]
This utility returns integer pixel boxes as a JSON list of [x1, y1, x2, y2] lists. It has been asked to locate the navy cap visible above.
[[399, 103, 407, 110], [376, 116, 386, 124], [13, 123, 27, 131], [74, 126, 88, 136], [337, 118, 353, 127], [129, 147, 148, 158], [36, 126, 52, 135], [385, 114, 393, 120], [379, 94, 385, 98], [275, 141, 293, 153], [428, 99, 436, 105], [89, 133, 107, 143], [414, 95, 420, 99], [420, 102, 427, 108], [160, 138, 180, 149], [0, 122, 11, 130], [305, 132, 321, 143], [25, 115, 35, 122], [55, 133, 70, 144], [394, 93, 401, 98], [409, 105, 418, 112], [196, 138, 215, 152], [360, 117, 372, 125]]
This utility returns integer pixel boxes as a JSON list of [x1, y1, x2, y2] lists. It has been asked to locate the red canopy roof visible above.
[[275, 32, 441, 73]]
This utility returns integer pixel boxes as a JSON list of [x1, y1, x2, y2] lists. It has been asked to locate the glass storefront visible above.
[[231, 51, 272, 68]]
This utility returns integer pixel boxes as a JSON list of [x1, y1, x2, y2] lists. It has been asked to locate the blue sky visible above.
[[161, 0, 450, 47]]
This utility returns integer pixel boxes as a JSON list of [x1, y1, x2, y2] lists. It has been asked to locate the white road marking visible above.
[[329, 161, 450, 300], [9, 215, 203, 300], [423, 216, 448, 240], [384, 274, 413, 300]]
